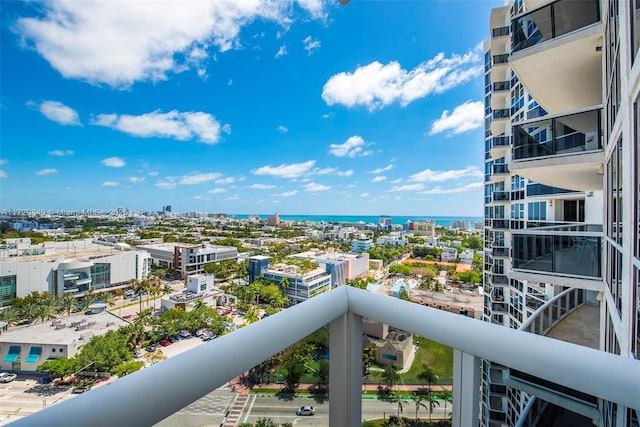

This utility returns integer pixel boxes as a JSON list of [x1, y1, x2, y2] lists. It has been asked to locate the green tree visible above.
[[411, 391, 428, 420], [112, 360, 144, 377], [0, 306, 22, 326], [418, 364, 439, 397], [59, 293, 77, 317], [37, 357, 80, 379], [398, 286, 411, 301], [283, 359, 305, 391], [383, 365, 400, 390]]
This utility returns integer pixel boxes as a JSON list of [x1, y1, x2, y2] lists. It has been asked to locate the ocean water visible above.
[[231, 214, 483, 227]]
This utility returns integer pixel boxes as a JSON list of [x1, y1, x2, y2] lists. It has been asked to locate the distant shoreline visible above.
[[230, 214, 483, 227]]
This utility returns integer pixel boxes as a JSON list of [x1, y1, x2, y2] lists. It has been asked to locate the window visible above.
[[527, 201, 547, 221], [0, 275, 17, 307], [511, 203, 524, 220]]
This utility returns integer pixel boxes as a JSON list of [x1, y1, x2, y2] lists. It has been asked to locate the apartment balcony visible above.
[[490, 164, 510, 182], [511, 108, 604, 191], [490, 135, 511, 159], [492, 219, 510, 230], [13, 286, 639, 427], [491, 108, 510, 135], [492, 245, 510, 258], [492, 191, 510, 204], [490, 80, 510, 111], [510, 224, 603, 291], [491, 273, 509, 285], [490, 5, 510, 54], [511, 288, 601, 425], [490, 53, 510, 82], [509, 0, 602, 114]]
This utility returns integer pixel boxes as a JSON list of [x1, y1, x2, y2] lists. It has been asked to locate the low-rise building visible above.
[[0, 309, 129, 372], [290, 249, 369, 283], [410, 221, 436, 237], [440, 247, 457, 263], [362, 321, 414, 371], [0, 247, 151, 306], [136, 242, 237, 278], [351, 239, 372, 253], [260, 264, 331, 305], [376, 232, 408, 247]]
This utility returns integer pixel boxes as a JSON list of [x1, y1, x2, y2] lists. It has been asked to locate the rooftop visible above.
[[0, 311, 129, 346]]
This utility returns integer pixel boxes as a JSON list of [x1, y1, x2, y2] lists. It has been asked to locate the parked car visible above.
[[37, 375, 53, 384], [179, 330, 191, 338], [296, 405, 315, 416], [0, 373, 17, 383], [71, 384, 92, 394], [159, 339, 171, 347]]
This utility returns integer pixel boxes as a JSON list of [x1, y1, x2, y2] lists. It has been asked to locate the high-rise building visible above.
[[483, 1, 638, 426]]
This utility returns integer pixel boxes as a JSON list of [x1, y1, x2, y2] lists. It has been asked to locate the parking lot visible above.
[[0, 377, 78, 425]]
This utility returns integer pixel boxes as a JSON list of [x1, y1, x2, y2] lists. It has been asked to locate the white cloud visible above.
[[338, 169, 354, 177], [48, 149, 74, 156], [252, 160, 315, 179], [15, 2, 325, 88], [322, 112, 334, 119], [304, 182, 331, 192], [156, 179, 177, 190], [360, 193, 369, 198], [322, 48, 482, 111], [278, 124, 288, 133], [215, 177, 236, 185], [208, 188, 226, 194], [179, 172, 222, 185], [129, 176, 146, 183], [370, 164, 393, 174], [388, 183, 424, 192], [275, 190, 298, 197], [409, 166, 483, 182], [0, 170, 7, 178], [102, 181, 119, 187], [421, 182, 483, 194], [372, 176, 386, 182], [275, 45, 288, 58], [36, 101, 81, 126], [296, 0, 326, 20], [101, 157, 126, 168], [194, 195, 203, 199], [148, 171, 159, 176], [302, 35, 321, 54], [92, 110, 229, 144], [36, 168, 58, 175], [248, 183, 276, 190], [328, 135, 372, 158], [225, 195, 240, 200], [429, 100, 484, 135], [0, 159, 6, 166]]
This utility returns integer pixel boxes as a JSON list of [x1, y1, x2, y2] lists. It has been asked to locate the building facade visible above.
[[0, 250, 151, 305], [137, 243, 237, 278], [483, 1, 639, 426], [259, 264, 332, 305]]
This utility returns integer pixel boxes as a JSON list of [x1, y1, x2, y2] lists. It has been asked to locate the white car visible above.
[[296, 405, 315, 416], [0, 373, 17, 383]]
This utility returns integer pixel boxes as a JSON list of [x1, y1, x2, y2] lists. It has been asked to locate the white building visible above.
[[0, 309, 129, 371], [441, 248, 457, 263], [260, 264, 332, 305], [0, 248, 151, 306], [137, 242, 237, 278], [290, 249, 369, 282], [482, 1, 639, 426], [376, 232, 408, 247]]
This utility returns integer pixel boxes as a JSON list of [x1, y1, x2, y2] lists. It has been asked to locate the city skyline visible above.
[[0, 0, 501, 216]]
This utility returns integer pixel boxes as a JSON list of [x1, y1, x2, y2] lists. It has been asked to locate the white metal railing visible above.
[[520, 287, 586, 335], [11, 286, 640, 427]]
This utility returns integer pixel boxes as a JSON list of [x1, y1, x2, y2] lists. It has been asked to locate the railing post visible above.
[[452, 350, 480, 427], [330, 311, 363, 427]]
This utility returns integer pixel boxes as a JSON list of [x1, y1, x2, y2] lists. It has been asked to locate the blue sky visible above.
[[0, 0, 501, 216]]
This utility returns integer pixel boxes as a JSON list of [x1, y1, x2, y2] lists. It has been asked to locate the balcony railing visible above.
[[493, 81, 510, 92], [493, 108, 510, 119], [513, 109, 602, 161], [520, 287, 586, 336], [491, 136, 511, 149], [492, 219, 510, 230], [492, 26, 510, 38], [492, 164, 510, 175], [493, 191, 510, 202], [512, 0, 600, 53], [493, 53, 509, 64], [492, 246, 510, 257], [11, 286, 640, 427], [512, 224, 602, 279]]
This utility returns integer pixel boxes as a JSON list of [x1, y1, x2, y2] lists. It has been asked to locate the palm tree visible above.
[[133, 279, 149, 315], [79, 290, 98, 312], [21, 301, 40, 323], [437, 391, 451, 421], [392, 390, 407, 423], [418, 364, 439, 395], [0, 306, 22, 327], [35, 298, 59, 323], [425, 391, 441, 423], [410, 391, 428, 420], [279, 276, 290, 291], [59, 293, 76, 317]]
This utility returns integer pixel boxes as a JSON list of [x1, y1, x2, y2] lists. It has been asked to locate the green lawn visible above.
[[404, 336, 454, 378]]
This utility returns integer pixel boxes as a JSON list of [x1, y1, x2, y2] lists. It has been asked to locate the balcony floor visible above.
[[545, 303, 599, 349]]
